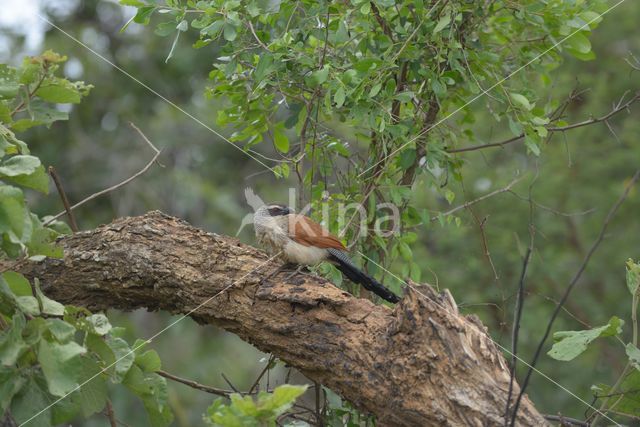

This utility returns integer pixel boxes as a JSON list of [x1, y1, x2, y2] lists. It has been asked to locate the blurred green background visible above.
[[1, 0, 639, 424]]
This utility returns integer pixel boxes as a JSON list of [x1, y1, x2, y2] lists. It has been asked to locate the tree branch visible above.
[[448, 92, 640, 154], [43, 123, 161, 227], [156, 370, 236, 398], [5, 212, 548, 426]]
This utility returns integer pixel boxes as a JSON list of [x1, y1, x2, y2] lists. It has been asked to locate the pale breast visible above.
[[282, 240, 328, 265]]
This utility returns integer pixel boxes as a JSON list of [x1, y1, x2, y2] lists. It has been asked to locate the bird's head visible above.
[[255, 204, 294, 217]]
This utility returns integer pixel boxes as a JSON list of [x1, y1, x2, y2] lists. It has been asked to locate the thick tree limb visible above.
[[6, 212, 547, 426]]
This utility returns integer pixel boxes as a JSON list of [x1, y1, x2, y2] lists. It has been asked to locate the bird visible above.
[[253, 203, 400, 303]]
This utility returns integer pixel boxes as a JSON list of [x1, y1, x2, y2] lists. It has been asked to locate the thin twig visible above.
[[105, 399, 117, 427], [508, 190, 596, 218], [432, 176, 522, 220], [248, 355, 275, 394], [315, 381, 323, 426], [505, 172, 537, 423], [542, 414, 589, 426], [509, 169, 640, 426], [221, 373, 240, 394], [449, 92, 640, 153], [156, 370, 236, 398], [247, 20, 269, 50], [48, 166, 79, 232], [43, 122, 161, 226]]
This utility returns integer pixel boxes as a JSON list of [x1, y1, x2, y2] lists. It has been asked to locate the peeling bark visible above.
[[5, 211, 547, 426]]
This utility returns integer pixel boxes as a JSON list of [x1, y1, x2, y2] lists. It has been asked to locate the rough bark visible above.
[[5, 211, 547, 426]]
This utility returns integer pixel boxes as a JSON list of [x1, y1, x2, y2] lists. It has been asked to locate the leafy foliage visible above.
[[0, 52, 174, 426], [121, 0, 607, 294], [204, 384, 307, 427]]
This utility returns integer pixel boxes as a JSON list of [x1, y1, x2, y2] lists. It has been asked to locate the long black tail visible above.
[[327, 249, 400, 303]]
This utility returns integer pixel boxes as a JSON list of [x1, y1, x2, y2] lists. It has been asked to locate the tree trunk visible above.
[[5, 211, 547, 426]]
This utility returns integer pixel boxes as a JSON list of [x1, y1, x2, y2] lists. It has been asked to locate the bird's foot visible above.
[[283, 265, 307, 281]]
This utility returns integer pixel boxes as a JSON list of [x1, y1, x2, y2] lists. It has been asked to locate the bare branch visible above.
[[156, 370, 236, 398], [246, 20, 269, 51], [43, 123, 161, 226], [543, 414, 589, 426], [431, 176, 522, 220], [48, 166, 79, 232], [448, 92, 640, 154], [104, 400, 117, 427]]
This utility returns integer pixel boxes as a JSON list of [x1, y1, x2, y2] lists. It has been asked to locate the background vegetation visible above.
[[1, 0, 639, 425]]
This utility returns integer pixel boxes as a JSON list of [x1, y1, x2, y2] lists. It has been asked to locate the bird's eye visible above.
[[268, 206, 290, 216]]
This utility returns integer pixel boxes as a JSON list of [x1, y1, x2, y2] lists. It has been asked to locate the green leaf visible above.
[[398, 149, 416, 170], [509, 92, 532, 110], [46, 319, 76, 343], [133, 6, 156, 25], [398, 241, 412, 261], [0, 312, 28, 365], [548, 316, 624, 361], [626, 343, 640, 371], [565, 31, 592, 54], [593, 370, 640, 414], [3, 271, 32, 296], [0, 155, 40, 178], [369, 83, 382, 98], [433, 14, 451, 33], [136, 349, 162, 373], [36, 79, 83, 104], [38, 338, 86, 396], [0, 184, 26, 238], [176, 20, 188, 32], [393, 91, 414, 103], [3, 164, 50, 193], [524, 133, 541, 156], [202, 20, 225, 37], [0, 366, 25, 413], [154, 21, 177, 37], [106, 336, 135, 383], [334, 86, 346, 107], [307, 66, 330, 87], [124, 365, 173, 426], [431, 79, 446, 97], [626, 259, 640, 296], [10, 100, 70, 132], [254, 54, 274, 81], [120, 0, 146, 6], [327, 140, 349, 156], [16, 296, 41, 316], [85, 313, 112, 336], [273, 124, 289, 153], [0, 65, 20, 100], [50, 394, 81, 425], [24, 317, 47, 346], [10, 375, 53, 427], [265, 384, 307, 414], [34, 278, 65, 316], [74, 357, 108, 417], [223, 23, 238, 41]]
